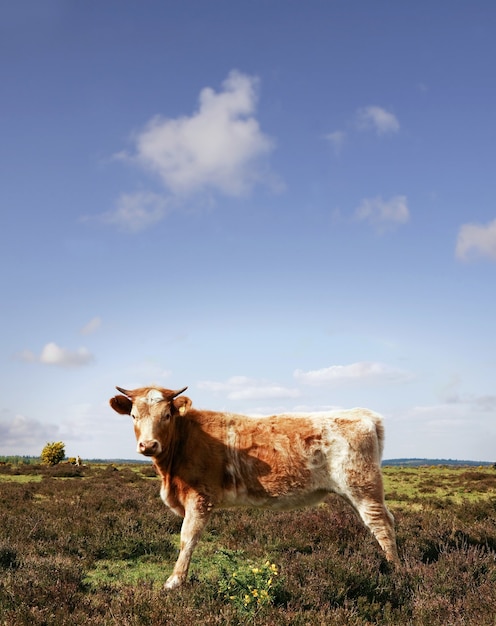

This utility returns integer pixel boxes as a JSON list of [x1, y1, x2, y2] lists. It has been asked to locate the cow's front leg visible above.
[[165, 498, 212, 590]]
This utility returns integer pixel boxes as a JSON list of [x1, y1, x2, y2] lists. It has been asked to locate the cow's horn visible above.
[[172, 387, 188, 398], [116, 386, 131, 396]]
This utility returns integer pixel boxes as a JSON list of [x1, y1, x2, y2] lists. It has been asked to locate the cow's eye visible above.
[[131, 414, 137, 421]]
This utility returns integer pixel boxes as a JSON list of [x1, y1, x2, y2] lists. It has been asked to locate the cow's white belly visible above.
[[218, 484, 330, 510]]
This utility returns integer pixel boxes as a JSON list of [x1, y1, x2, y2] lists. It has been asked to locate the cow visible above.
[[109, 385, 399, 589]]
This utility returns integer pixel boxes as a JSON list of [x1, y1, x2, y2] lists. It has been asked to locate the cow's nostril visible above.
[[139, 440, 159, 456]]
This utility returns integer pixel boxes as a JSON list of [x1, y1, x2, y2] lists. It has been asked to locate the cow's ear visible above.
[[173, 396, 192, 416], [109, 395, 133, 415]]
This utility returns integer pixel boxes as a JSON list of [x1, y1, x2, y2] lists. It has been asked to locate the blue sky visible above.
[[1, 1, 495, 461]]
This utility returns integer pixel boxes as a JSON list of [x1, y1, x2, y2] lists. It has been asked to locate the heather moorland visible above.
[[1, 463, 495, 625]]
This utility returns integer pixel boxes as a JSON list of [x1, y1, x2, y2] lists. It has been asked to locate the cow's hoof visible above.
[[164, 575, 183, 590]]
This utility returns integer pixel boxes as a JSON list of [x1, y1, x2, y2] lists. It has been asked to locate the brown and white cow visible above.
[[109, 385, 399, 589]]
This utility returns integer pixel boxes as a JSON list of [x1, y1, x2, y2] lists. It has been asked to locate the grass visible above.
[[383, 465, 496, 508], [1, 462, 496, 624], [84, 557, 170, 588], [0, 474, 42, 483]]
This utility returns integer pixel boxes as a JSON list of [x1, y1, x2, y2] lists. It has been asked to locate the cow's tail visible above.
[[371, 414, 386, 460]]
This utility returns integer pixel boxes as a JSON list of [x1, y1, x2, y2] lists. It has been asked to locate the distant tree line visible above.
[[383, 458, 494, 467], [0, 455, 40, 465]]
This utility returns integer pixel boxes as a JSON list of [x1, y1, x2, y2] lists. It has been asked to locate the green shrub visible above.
[[218, 556, 282, 613], [41, 442, 65, 466], [0, 546, 19, 570]]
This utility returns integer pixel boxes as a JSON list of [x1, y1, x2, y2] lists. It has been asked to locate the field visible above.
[[1, 463, 496, 625]]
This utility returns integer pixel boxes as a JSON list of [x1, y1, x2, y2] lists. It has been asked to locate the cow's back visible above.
[[179, 408, 385, 510]]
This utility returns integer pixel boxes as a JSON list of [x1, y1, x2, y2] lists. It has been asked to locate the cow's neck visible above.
[[152, 414, 188, 475]]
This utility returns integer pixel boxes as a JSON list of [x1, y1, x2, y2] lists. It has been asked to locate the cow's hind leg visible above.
[[354, 497, 399, 565], [346, 473, 399, 565]]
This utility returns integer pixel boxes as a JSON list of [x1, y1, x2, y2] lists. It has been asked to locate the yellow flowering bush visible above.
[[218, 558, 281, 612]]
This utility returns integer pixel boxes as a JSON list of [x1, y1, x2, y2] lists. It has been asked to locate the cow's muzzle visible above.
[[138, 440, 161, 456]]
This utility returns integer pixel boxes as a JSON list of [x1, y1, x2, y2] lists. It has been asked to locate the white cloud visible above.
[[0, 414, 59, 455], [356, 106, 400, 135], [441, 388, 496, 412], [455, 218, 496, 261], [473, 395, 496, 411], [19, 342, 94, 368], [198, 375, 300, 401], [126, 361, 173, 385], [386, 401, 496, 462], [325, 130, 346, 155], [123, 70, 275, 197], [80, 316, 102, 335], [354, 195, 410, 229], [99, 191, 169, 232], [294, 362, 412, 386]]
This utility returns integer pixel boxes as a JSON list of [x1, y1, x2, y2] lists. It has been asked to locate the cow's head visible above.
[[109, 386, 191, 457]]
